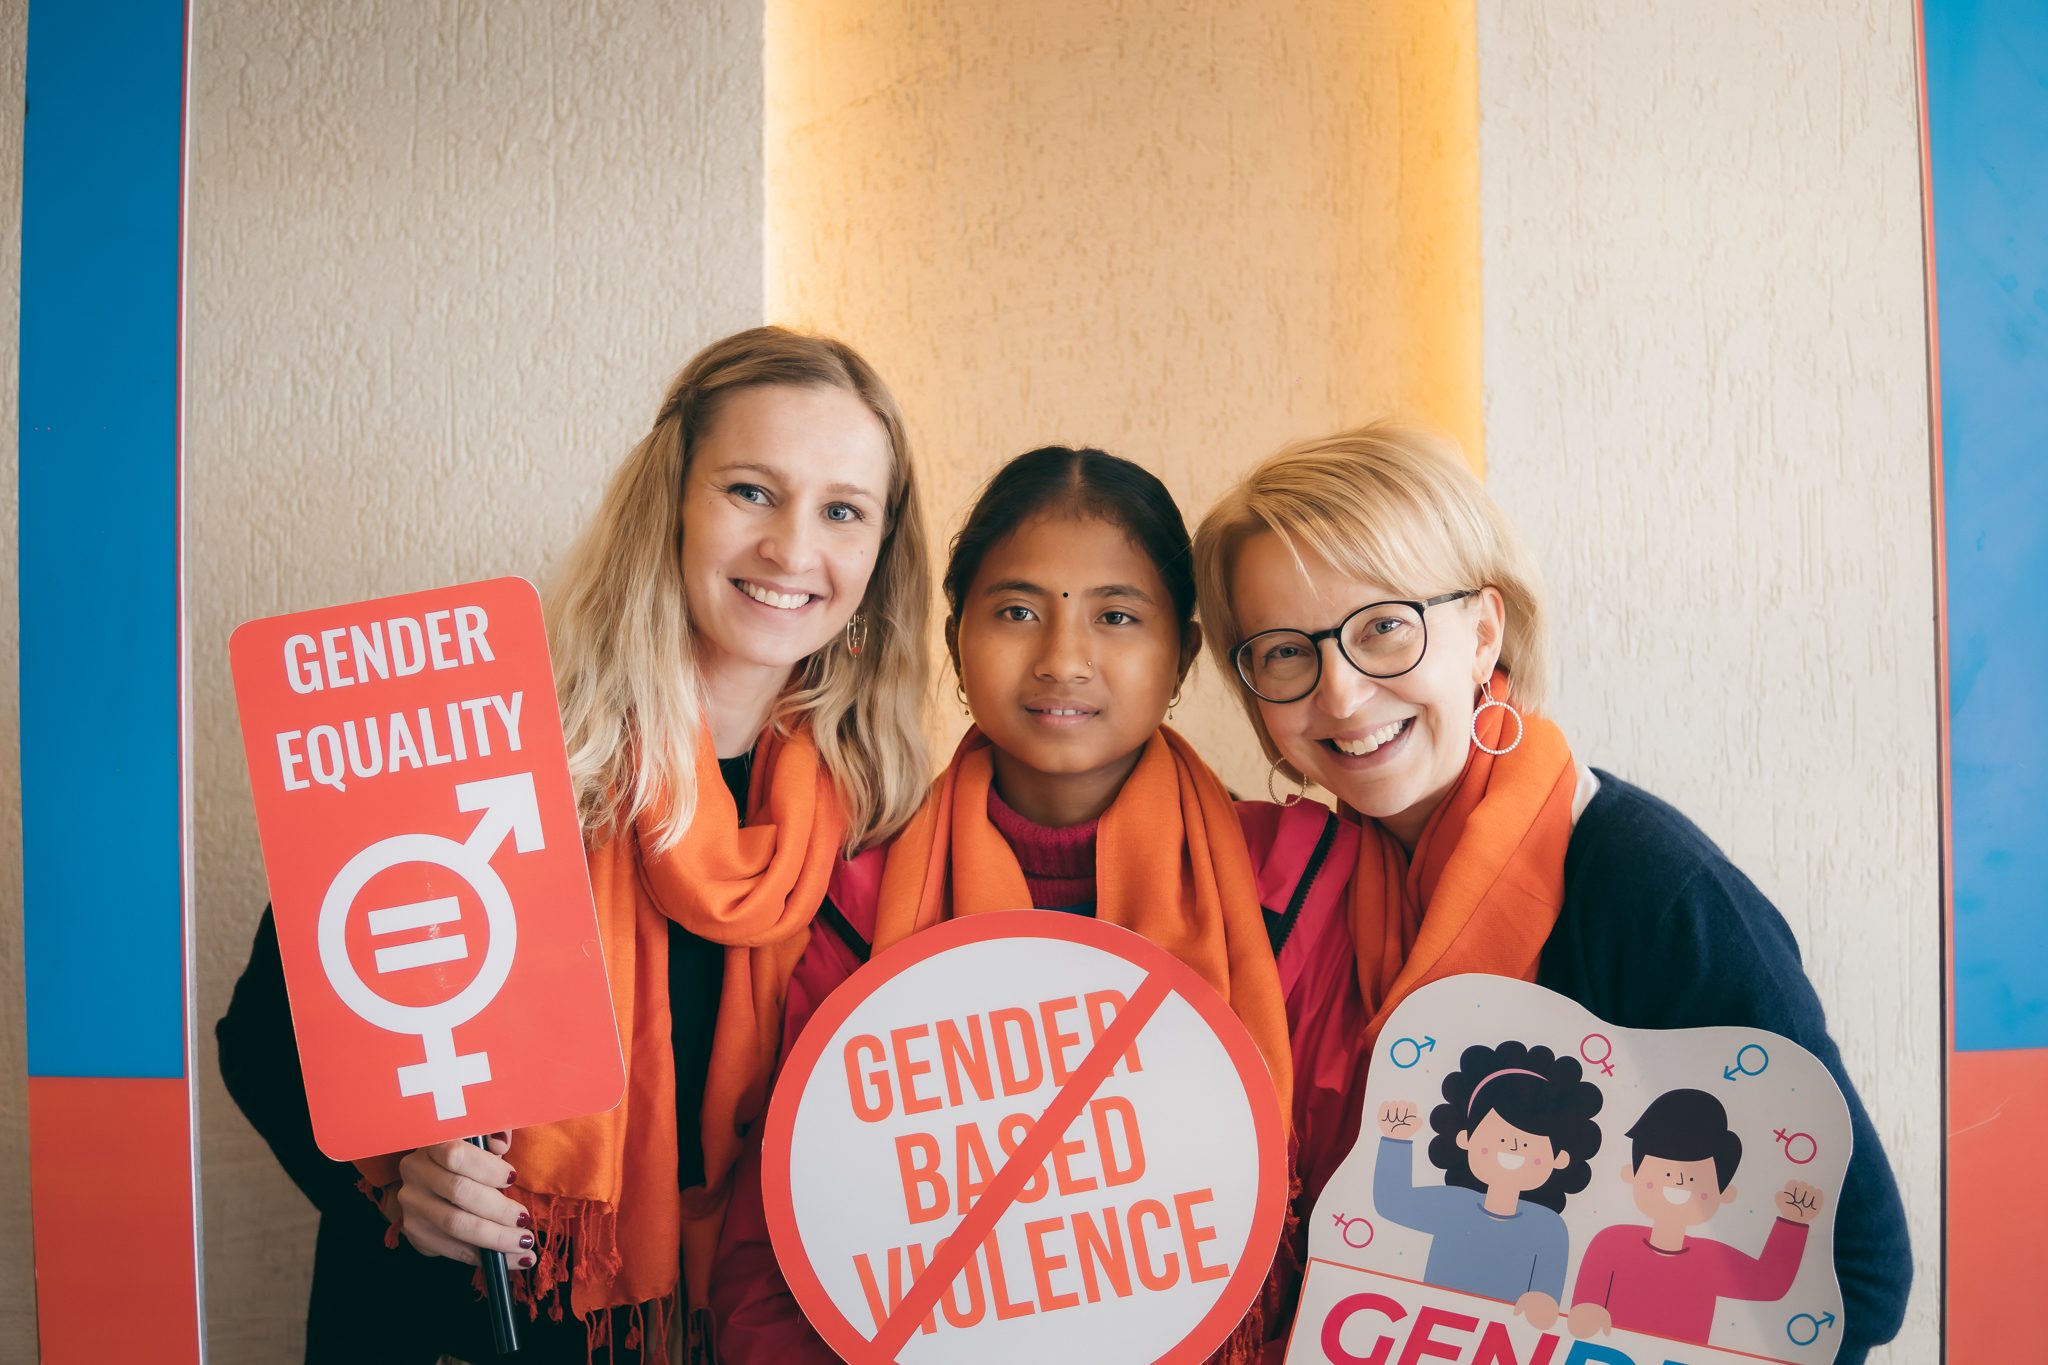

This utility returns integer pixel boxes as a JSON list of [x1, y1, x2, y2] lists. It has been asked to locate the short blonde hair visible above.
[[1194, 421, 1552, 774], [547, 326, 932, 853]]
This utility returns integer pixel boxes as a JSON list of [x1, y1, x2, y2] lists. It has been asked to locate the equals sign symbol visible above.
[[368, 897, 469, 972]]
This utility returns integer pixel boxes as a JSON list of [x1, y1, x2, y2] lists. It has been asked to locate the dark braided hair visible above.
[[943, 446, 1195, 635]]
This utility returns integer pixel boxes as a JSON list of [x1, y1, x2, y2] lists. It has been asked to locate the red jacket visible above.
[[708, 798, 1362, 1362]]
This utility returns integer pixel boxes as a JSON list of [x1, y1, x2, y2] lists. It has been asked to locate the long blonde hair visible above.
[[547, 326, 932, 852], [1194, 420, 1553, 780]]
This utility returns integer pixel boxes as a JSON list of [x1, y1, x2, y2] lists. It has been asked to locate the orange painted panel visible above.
[[28, 1076, 201, 1365], [1947, 1048, 2048, 1359]]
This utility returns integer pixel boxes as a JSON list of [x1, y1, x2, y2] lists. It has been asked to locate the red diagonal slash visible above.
[[868, 969, 1173, 1357]]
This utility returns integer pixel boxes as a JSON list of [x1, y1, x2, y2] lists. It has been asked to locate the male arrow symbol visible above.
[[458, 772, 545, 858]]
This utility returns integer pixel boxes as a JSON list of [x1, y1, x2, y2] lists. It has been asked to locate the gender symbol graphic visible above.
[[1775, 1128, 1819, 1165], [1388, 1035, 1436, 1069], [1721, 1042, 1770, 1081], [317, 773, 540, 1119], [1786, 1311, 1836, 1347], [1579, 1032, 1615, 1076], [1331, 1212, 1374, 1250]]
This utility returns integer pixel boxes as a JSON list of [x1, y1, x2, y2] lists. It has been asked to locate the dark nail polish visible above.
[[520, 1254, 536, 1269], [519, 1232, 534, 1250], [516, 1211, 532, 1229], [503, 1167, 518, 1186]]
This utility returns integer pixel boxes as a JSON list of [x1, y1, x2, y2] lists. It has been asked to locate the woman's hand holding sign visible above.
[[394, 1132, 535, 1268]]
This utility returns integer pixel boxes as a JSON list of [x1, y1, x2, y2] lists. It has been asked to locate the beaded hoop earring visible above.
[[1266, 759, 1309, 806], [1471, 677, 1524, 757]]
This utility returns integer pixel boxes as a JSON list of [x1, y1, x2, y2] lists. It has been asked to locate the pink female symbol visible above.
[[1332, 1212, 1375, 1249], [1580, 1033, 1616, 1077], [1775, 1129, 1819, 1165]]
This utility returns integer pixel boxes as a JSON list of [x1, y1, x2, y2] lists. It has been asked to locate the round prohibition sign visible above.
[[762, 911, 1286, 1365]]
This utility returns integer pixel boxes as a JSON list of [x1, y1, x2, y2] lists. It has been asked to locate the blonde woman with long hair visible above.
[[220, 327, 931, 1363]]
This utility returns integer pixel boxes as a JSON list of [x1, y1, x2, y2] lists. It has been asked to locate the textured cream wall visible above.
[[184, 2, 763, 1359], [3, 3, 1943, 1361], [1476, 3, 1940, 1359], [1, 0, 30, 1357], [766, 0, 1482, 797]]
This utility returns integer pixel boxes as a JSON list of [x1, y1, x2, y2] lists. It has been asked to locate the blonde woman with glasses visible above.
[[1192, 421, 1909, 1362]]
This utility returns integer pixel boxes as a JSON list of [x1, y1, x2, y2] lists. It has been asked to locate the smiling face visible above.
[[950, 512, 1193, 827], [1228, 531, 1502, 847], [1457, 1109, 1568, 1196], [1625, 1155, 1734, 1231], [679, 383, 893, 694]]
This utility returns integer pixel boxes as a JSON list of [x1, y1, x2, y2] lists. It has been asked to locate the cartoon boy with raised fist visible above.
[[1568, 1088, 1822, 1346]]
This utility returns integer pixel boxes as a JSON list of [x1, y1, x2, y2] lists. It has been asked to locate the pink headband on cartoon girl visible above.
[[1467, 1067, 1544, 1115]]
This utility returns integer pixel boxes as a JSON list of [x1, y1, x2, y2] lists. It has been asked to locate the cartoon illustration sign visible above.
[[1284, 976, 1850, 1365], [763, 910, 1286, 1364], [230, 578, 623, 1160]]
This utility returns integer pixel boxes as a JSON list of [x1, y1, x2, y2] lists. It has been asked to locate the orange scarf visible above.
[[1348, 671, 1578, 1053], [874, 726, 1293, 1128], [358, 722, 845, 1337]]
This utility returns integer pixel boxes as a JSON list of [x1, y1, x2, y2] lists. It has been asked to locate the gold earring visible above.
[[1266, 760, 1308, 807]]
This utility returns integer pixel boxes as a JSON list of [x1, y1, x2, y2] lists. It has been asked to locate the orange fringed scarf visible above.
[[873, 725, 1294, 1133], [875, 726, 1295, 1365], [1348, 671, 1578, 1053], [358, 721, 846, 1340]]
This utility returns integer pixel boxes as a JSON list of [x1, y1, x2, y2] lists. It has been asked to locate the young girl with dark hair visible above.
[[709, 446, 1359, 1362], [1374, 1041, 1604, 1318]]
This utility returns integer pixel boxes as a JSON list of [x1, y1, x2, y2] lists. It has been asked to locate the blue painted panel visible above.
[[19, 2, 189, 1076], [1925, 1, 2048, 1051]]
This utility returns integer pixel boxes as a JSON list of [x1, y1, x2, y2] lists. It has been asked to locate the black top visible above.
[[219, 910, 628, 1362], [668, 751, 753, 1188], [1535, 772, 1911, 1364], [209, 757, 771, 1363]]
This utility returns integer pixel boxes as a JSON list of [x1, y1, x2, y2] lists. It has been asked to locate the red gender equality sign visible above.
[[231, 577, 622, 1160]]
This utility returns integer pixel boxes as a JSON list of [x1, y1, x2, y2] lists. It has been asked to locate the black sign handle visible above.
[[467, 1134, 521, 1355]]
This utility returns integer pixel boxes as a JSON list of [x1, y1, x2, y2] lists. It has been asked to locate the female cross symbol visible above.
[[1579, 1033, 1615, 1076]]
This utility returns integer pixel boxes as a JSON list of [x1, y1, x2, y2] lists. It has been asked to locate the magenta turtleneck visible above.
[[985, 782, 1099, 910]]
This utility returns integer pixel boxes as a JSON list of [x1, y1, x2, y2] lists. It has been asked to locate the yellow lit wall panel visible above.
[[767, 0, 1484, 791]]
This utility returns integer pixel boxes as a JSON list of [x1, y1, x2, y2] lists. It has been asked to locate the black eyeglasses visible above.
[[1231, 590, 1477, 702]]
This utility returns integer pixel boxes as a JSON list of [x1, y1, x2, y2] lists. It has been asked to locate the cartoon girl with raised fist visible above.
[[1374, 1040, 1604, 1324]]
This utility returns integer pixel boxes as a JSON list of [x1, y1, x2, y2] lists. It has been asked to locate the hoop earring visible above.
[[1471, 678, 1524, 756], [1167, 687, 1183, 721], [955, 680, 971, 716], [1266, 759, 1309, 807], [844, 612, 869, 658]]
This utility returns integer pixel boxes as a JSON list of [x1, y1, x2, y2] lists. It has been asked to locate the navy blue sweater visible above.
[[1535, 773, 1911, 1364]]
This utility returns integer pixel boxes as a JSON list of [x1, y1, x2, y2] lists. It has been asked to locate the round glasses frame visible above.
[[1231, 590, 1478, 703]]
